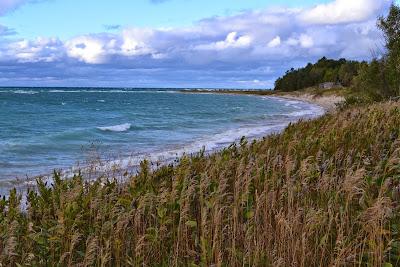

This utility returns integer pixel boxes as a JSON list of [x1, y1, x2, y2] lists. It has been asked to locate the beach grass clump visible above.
[[0, 101, 400, 266]]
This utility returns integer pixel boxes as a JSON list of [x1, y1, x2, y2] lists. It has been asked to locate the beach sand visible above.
[[276, 93, 344, 112], [182, 89, 345, 112]]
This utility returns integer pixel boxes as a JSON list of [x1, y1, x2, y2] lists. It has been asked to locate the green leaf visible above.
[[319, 234, 328, 247], [383, 263, 393, 267], [185, 220, 197, 228], [245, 211, 254, 219], [157, 207, 167, 218]]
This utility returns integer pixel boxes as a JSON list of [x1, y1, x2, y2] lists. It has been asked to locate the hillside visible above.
[[1, 100, 399, 266]]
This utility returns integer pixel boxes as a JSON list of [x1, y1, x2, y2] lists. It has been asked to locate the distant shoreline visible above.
[[271, 93, 344, 111], [181, 88, 345, 111]]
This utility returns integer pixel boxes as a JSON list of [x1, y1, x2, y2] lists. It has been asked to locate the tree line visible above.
[[274, 57, 362, 92]]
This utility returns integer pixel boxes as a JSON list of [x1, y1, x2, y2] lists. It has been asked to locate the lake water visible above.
[[0, 88, 324, 191]]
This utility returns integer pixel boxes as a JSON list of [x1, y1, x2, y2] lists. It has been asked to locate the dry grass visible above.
[[0, 101, 399, 266]]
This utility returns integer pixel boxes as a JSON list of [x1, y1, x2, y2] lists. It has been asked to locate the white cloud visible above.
[[267, 36, 281, 48], [300, 0, 390, 25], [299, 34, 314, 48], [120, 28, 154, 56], [7, 37, 62, 62], [3, 0, 387, 66], [283, 34, 314, 49], [65, 36, 110, 64], [195, 32, 252, 51], [286, 37, 299, 46], [63, 29, 158, 64]]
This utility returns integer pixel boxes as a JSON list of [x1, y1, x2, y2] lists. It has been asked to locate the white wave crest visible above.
[[13, 90, 38, 94], [97, 123, 131, 132], [287, 106, 324, 117]]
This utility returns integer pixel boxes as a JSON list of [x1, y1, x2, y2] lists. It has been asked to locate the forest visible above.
[[274, 57, 362, 91]]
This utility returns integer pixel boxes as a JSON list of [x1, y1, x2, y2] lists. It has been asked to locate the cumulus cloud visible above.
[[300, 0, 391, 24], [0, 0, 391, 88], [4, 37, 63, 63], [62, 29, 158, 64], [267, 36, 281, 48], [195, 32, 252, 51], [65, 36, 112, 64], [299, 34, 314, 48], [120, 28, 155, 56]]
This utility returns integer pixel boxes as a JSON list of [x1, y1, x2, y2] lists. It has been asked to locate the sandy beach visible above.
[[183, 89, 345, 112], [276, 93, 344, 111]]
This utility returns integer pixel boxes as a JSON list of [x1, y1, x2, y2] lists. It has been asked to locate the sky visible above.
[[0, 0, 397, 88]]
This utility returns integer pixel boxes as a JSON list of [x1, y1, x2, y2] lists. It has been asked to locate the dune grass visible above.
[[1, 101, 400, 266]]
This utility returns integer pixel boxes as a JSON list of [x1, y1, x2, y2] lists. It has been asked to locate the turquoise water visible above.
[[0, 88, 324, 187]]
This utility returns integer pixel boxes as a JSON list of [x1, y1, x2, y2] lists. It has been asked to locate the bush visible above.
[[336, 94, 371, 110]]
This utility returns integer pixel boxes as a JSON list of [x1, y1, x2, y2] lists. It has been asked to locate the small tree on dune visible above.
[[351, 3, 400, 101], [378, 3, 400, 97]]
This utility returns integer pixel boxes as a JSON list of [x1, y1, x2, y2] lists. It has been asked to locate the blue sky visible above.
[[0, 0, 396, 88], [1, 0, 331, 39]]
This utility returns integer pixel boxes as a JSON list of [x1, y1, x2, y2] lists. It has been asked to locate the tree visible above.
[[353, 60, 387, 101], [378, 3, 400, 97], [338, 62, 359, 86], [378, 4, 400, 53], [349, 3, 400, 101]]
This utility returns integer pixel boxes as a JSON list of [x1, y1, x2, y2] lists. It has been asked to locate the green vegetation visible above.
[[274, 57, 361, 92], [1, 101, 400, 266]]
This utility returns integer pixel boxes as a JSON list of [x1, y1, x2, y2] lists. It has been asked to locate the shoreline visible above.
[[272, 93, 344, 111], [181, 89, 345, 112]]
